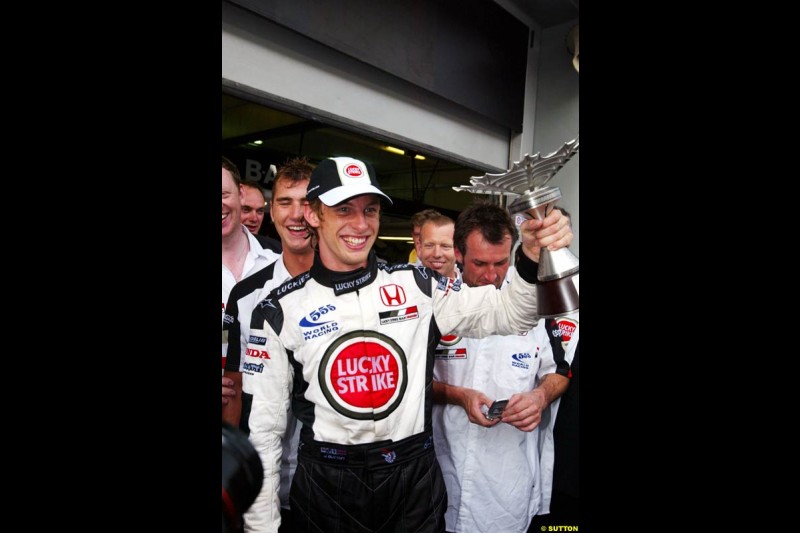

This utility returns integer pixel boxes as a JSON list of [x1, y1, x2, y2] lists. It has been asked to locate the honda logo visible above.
[[379, 284, 406, 306]]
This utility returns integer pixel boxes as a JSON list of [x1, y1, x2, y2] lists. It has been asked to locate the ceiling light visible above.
[[383, 146, 426, 161], [384, 146, 404, 156], [378, 236, 414, 243]]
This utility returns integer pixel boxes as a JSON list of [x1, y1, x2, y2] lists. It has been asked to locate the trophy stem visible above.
[[538, 247, 579, 282]]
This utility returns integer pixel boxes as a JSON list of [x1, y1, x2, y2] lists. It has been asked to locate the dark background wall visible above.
[[228, 0, 529, 131]]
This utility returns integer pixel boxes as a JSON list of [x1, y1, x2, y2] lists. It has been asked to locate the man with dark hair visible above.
[[233, 158, 573, 533], [432, 200, 571, 533]]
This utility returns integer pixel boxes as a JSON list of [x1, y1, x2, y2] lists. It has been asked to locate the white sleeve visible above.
[[243, 336, 292, 533], [432, 270, 539, 338]]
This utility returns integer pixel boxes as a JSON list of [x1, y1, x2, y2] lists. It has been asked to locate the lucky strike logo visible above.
[[552, 318, 577, 341], [344, 164, 363, 177], [439, 334, 461, 346], [319, 331, 407, 420], [551, 316, 578, 350], [332, 347, 397, 405]]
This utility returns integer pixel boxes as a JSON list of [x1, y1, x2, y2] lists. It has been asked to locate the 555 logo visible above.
[[299, 304, 336, 327], [300, 304, 340, 341]]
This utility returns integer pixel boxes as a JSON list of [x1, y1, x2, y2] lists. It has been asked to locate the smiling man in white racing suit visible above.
[[239, 156, 573, 533]]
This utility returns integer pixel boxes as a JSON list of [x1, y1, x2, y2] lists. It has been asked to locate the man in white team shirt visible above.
[[222, 157, 315, 532], [222, 155, 280, 373], [432, 201, 571, 533]]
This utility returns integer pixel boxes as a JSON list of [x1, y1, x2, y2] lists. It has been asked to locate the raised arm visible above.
[[518, 208, 573, 263]]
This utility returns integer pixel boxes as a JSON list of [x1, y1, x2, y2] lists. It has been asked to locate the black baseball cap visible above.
[[306, 157, 393, 206]]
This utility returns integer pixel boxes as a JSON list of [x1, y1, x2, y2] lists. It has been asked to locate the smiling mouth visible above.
[[342, 236, 367, 246]]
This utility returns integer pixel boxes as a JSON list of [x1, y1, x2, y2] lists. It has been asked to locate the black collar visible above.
[[310, 250, 379, 296]]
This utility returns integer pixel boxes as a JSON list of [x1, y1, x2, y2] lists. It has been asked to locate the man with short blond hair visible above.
[[409, 208, 441, 264], [418, 213, 458, 278]]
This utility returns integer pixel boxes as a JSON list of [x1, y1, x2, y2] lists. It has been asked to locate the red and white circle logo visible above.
[[319, 331, 407, 420], [344, 164, 363, 177], [439, 334, 461, 346], [554, 317, 578, 350]]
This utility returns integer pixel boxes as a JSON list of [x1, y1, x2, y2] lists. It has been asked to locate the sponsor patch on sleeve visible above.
[[434, 347, 467, 360], [379, 306, 419, 325], [248, 335, 267, 345], [435, 277, 462, 295]]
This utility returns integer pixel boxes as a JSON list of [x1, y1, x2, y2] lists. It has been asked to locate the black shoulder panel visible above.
[[410, 264, 435, 297], [544, 318, 571, 377], [252, 271, 311, 335], [228, 262, 278, 305]]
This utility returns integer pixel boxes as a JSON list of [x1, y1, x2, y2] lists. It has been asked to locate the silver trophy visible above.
[[453, 137, 579, 318]]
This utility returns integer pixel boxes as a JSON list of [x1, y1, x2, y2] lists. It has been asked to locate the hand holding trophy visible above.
[[453, 137, 579, 318]]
